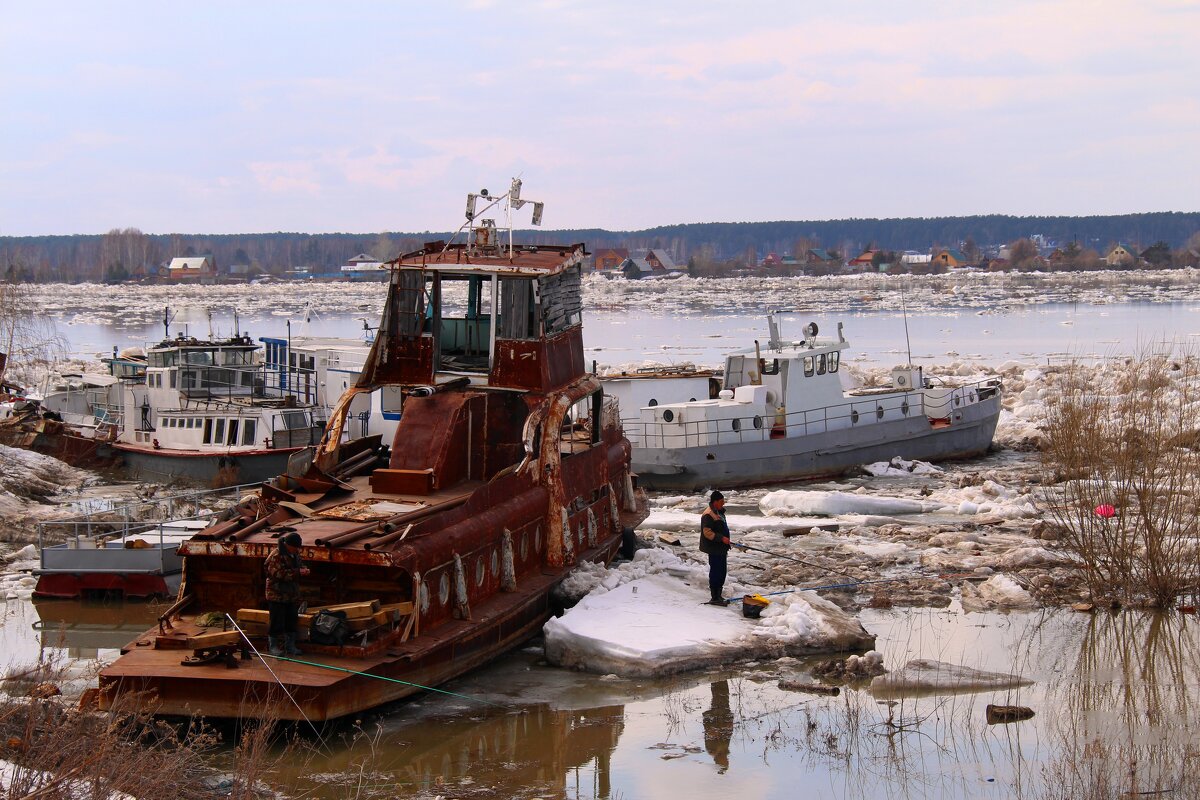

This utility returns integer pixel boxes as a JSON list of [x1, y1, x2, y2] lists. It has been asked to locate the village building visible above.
[[848, 249, 879, 271], [620, 248, 678, 279], [340, 253, 388, 281], [931, 248, 974, 269], [592, 247, 629, 271], [1105, 243, 1139, 267], [167, 256, 217, 282]]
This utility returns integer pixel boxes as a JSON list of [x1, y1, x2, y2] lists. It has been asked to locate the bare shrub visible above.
[[1041, 351, 1200, 607], [0, 665, 218, 799]]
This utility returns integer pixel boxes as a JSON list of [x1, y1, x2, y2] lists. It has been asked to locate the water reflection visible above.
[[31, 597, 158, 657], [702, 680, 733, 773], [289, 702, 625, 799]]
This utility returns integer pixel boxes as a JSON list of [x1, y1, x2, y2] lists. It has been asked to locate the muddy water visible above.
[[209, 607, 1200, 798], [7, 588, 1195, 798]]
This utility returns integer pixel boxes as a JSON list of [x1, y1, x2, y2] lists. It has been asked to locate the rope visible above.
[[260, 653, 507, 709], [225, 614, 330, 748]]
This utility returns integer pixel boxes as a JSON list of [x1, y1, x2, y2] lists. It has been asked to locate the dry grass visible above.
[[1041, 350, 1200, 607]]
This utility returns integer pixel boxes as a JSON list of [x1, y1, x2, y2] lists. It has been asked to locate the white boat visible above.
[[611, 314, 1002, 491]]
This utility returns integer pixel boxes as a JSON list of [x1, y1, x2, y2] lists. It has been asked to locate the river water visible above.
[[5, 272, 1200, 798]]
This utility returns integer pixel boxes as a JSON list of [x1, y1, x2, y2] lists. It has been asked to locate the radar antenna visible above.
[[448, 178, 545, 257]]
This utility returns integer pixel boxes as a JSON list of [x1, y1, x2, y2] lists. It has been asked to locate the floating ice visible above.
[[960, 574, 1038, 611], [545, 560, 874, 677], [761, 490, 941, 517], [862, 458, 943, 477], [870, 658, 1033, 697]]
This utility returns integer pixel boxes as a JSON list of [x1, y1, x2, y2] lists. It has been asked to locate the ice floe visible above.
[[870, 658, 1033, 697], [545, 549, 873, 677]]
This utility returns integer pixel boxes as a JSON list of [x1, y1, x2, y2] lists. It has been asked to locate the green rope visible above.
[[262, 653, 506, 708]]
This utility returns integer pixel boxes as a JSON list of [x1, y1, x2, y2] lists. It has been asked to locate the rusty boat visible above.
[[99, 186, 648, 720]]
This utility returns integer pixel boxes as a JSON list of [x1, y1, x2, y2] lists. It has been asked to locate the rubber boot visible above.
[[268, 636, 284, 656], [708, 594, 729, 607], [284, 633, 302, 656]]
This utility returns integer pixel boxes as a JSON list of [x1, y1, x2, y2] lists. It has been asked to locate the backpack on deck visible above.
[[308, 609, 350, 646]]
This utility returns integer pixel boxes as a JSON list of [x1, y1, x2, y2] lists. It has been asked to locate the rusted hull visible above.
[[99, 542, 620, 721]]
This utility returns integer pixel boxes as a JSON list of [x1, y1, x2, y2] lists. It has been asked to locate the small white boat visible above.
[[612, 314, 1002, 491]]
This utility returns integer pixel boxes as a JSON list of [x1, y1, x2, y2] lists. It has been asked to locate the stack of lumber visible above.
[[234, 599, 413, 638]]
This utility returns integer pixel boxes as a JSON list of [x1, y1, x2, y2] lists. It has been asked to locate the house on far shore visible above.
[[849, 249, 879, 271], [1105, 243, 1139, 267], [167, 256, 217, 282], [620, 248, 678, 279], [340, 253, 388, 281], [592, 247, 629, 271], [931, 248, 974, 269]]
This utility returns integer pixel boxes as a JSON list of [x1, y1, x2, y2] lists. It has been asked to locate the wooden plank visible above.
[[308, 600, 381, 619]]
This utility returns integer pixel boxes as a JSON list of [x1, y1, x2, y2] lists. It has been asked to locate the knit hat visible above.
[[709, 490, 724, 504], [282, 532, 302, 548]]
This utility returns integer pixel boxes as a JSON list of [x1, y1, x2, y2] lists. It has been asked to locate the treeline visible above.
[[2, 212, 1198, 282]]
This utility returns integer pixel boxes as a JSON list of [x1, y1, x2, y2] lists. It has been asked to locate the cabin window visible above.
[[804, 357, 815, 377], [816, 354, 827, 375], [242, 419, 257, 445], [169, 371, 177, 389], [830, 351, 839, 372], [561, 390, 603, 457], [203, 419, 213, 444], [498, 278, 536, 340], [732, 418, 742, 432], [282, 410, 309, 431], [762, 359, 780, 376], [227, 419, 240, 446], [213, 418, 226, 444]]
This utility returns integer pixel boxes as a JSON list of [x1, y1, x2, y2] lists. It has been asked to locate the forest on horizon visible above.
[[2, 211, 1198, 282]]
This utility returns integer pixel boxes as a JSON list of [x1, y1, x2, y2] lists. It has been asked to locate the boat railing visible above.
[[620, 377, 1000, 449], [36, 482, 261, 571]]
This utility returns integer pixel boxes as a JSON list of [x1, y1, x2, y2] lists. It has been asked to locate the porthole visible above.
[[648, 398, 658, 407], [955, 397, 961, 406], [876, 406, 884, 420], [752, 416, 763, 429], [689, 397, 697, 402], [438, 573, 450, 606], [901, 401, 910, 416], [475, 557, 485, 586], [731, 418, 741, 432], [534, 526, 542, 553], [520, 531, 529, 560], [490, 550, 499, 576], [851, 410, 860, 424], [662, 409, 674, 422], [418, 580, 430, 613]]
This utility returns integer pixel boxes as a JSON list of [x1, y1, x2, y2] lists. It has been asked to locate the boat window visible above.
[[213, 418, 226, 443], [203, 419, 213, 444], [242, 419, 257, 445], [184, 350, 213, 366], [148, 352, 165, 368], [762, 359, 780, 376], [169, 370, 177, 389], [830, 351, 839, 372], [816, 354, 827, 375], [498, 278, 536, 340], [227, 419, 240, 446], [561, 390, 602, 456], [538, 268, 583, 336], [804, 356, 815, 377], [282, 410, 309, 431], [732, 418, 741, 432]]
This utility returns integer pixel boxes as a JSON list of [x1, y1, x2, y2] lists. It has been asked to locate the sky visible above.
[[1, 1, 1198, 236]]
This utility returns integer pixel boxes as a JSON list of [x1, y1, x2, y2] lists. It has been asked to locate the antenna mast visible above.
[[451, 178, 545, 256], [900, 280, 913, 368]]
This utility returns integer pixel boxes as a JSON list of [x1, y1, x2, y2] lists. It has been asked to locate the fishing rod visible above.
[[757, 569, 979, 598], [734, 542, 857, 579], [260, 654, 508, 709]]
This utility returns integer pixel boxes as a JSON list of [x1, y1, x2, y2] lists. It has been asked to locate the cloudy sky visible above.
[[1, 1, 1197, 235]]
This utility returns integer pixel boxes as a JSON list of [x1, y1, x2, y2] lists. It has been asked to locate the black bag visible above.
[[308, 609, 349, 646]]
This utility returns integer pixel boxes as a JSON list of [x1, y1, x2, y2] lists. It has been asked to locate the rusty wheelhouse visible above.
[[100, 198, 647, 721]]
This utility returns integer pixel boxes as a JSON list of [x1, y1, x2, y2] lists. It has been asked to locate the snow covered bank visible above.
[[0, 445, 102, 543], [545, 550, 873, 677]]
